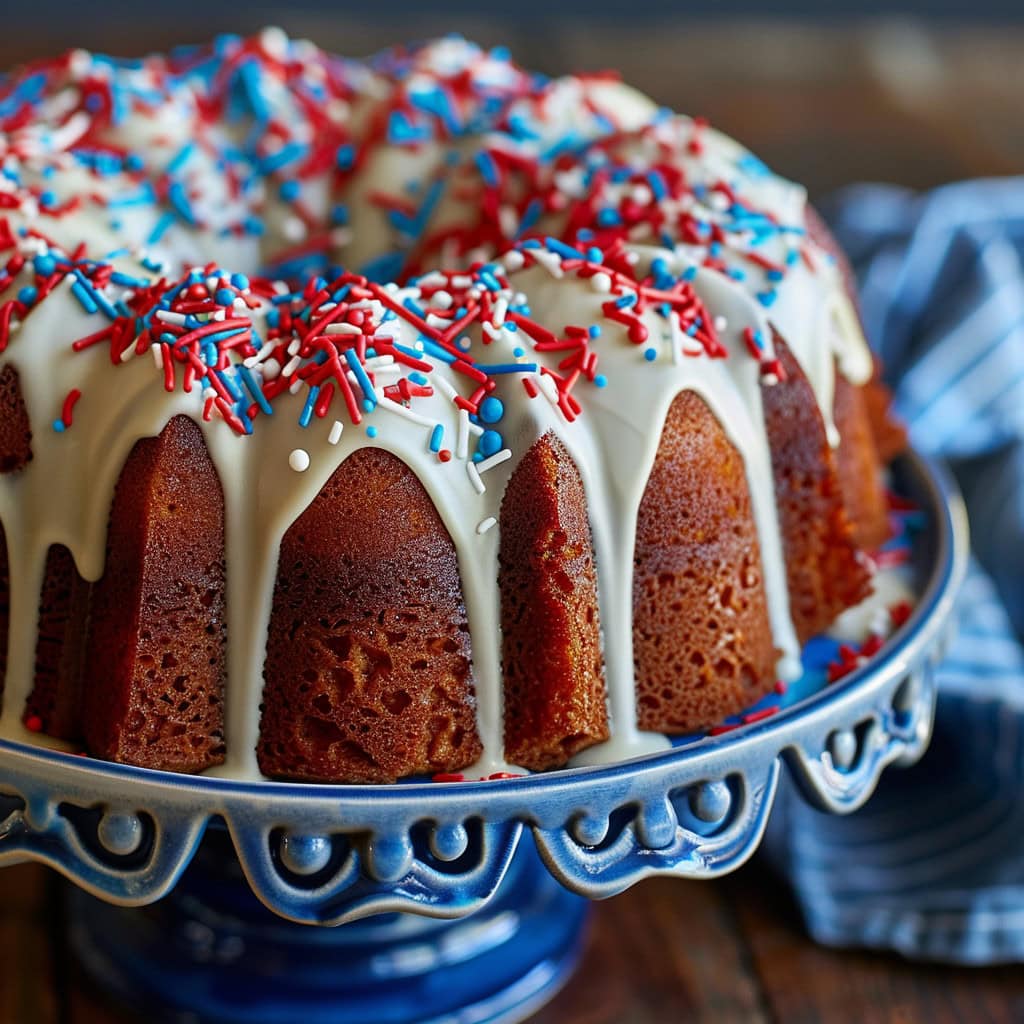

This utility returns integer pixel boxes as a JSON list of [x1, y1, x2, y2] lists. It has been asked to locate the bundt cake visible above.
[[0, 32, 903, 782]]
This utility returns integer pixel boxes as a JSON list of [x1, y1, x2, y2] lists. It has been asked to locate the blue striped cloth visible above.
[[765, 179, 1024, 964]]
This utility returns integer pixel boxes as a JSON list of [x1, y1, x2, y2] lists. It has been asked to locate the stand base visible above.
[[69, 830, 588, 1024]]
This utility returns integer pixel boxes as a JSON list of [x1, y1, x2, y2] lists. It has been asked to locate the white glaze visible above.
[[0, 35, 875, 779]]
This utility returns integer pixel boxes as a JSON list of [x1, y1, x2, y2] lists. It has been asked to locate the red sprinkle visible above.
[[60, 388, 82, 428]]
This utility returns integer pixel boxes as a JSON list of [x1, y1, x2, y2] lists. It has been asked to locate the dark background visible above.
[[3, 6, 1023, 199]]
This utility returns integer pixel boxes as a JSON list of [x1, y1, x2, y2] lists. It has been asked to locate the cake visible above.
[[0, 32, 902, 783]]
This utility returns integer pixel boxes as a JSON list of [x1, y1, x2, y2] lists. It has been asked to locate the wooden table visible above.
[[1, 17, 1023, 1024], [3, 858, 1024, 1024]]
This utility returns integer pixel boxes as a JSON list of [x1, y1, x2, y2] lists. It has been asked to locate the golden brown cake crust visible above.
[[81, 415, 227, 772], [833, 368, 893, 551], [258, 447, 482, 783], [762, 335, 872, 644], [0, 364, 31, 473], [633, 390, 778, 733], [499, 432, 608, 770], [24, 545, 90, 739]]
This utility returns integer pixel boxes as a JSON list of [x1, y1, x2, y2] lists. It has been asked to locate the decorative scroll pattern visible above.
[[0, 453, 966, 923]]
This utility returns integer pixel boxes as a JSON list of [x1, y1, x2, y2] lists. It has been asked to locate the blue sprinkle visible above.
[[757, 289, 778, 308], [478, 396, 504, 424], [39, 190, 56, 207], [33, 255, 56, 276], [331, 203, 349, 226], [166, 141, 195, 175], [647, 170, 668, 200], [614, 293, 637, 309], [344, 348, 377, 406], [596, 208, 622, 228], [230, 273, 249, 290], [258, 141, 308, 175], [335, 143, 356, 171], [476, 362, 538, 375], [299, 386, 320, 428], [216, 370, 244, 402], [545, 236, 586, 261], [52, 419, 65, 433], [478, 431, 503, 458], [237, 366, 272, 415], [429, 424, 444, 452], [644, 348, 658, 362], [367, 425, 378, 439], [409, 371, 429, 386], [70, 281, 98, 315], [17, 286, 37, 305], [586, 247, 604, 264], [279, 179, 301, 202], [215, 288, 236, 306], [474, 150, 499, 187], [512, 347, 525, 358], [594, 374, 608, 388]]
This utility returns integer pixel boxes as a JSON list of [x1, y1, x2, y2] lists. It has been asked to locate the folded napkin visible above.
[[765, 178, 1024, 964]]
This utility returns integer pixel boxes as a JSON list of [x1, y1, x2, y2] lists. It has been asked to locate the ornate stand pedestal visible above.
[[70, 829, 586, 1024]]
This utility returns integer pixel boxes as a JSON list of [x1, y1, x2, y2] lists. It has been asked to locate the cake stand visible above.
[[0, 449, 966, 1024]]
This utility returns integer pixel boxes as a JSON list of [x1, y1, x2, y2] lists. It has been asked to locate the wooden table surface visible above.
[[3, 858, 1024, 1024], [1, 17, 1023, 1024]]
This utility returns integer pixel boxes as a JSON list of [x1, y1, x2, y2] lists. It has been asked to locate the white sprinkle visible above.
[[457, 408, 470, 459], [532, 249, 565, 278], [433, 375, 458, 401], [150, 343, 164, 370], [260, 26, 290, 61], [476, 517, 497, 535], [467, 461, 485, 494], [283, 216, 306, 242], [477, 448, 512, 473], [590, 272, 612, 293], [499, 205, 518, 239], [379, 395, 434, 426], [289, 449, 311, 472], [282, 354, 302, 377], [325, 322, 362, 335], [502, 249, 525, 272], [714, 315, 728, 332], [328, 421, 344, 445], [262, 358, 281, 381], [537, 373, 560, 406], [289, 378, 303, 394], [155, 310, 187, 326], [432, 289, 453, 309]]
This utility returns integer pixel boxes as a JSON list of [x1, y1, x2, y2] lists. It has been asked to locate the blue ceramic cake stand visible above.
[[0, 450, 966, 1024]]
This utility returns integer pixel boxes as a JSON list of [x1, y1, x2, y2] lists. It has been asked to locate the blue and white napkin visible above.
[[766, 178, 1024, 964]]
